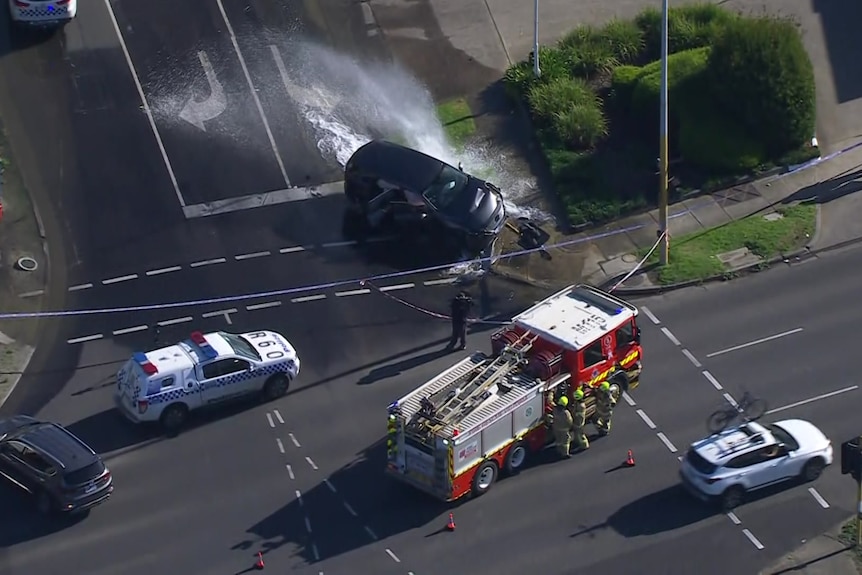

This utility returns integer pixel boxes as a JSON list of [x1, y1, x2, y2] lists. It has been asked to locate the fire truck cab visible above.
[[385, 284, 643, 501]]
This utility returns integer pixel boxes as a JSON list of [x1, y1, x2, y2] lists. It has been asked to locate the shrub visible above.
[[635, 3, 737, 62], [678, 97, 766, 173], [708, 16, 815, 155], [552, 99, 609, 149], [558, 20, 644, 77], [610, 65, 644, 107], [503, 61, 536, 101], [596, 19, 645, 64], [527, 77, 594, 124]]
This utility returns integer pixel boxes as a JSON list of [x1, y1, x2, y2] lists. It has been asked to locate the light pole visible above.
[[533, 0, 541, 77], [658, 0, 670, 265]]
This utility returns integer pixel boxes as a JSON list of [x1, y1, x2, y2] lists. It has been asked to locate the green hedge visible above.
[[610, 65, 643, 107], [708, 16, 815, 155], [678, 96, 765, 173], [635, 3, 738, 62]]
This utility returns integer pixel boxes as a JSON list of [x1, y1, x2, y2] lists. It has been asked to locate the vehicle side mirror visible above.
[[458, 162, 464, 171]]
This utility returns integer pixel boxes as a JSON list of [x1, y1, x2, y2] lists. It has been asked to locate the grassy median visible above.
[[437, 98, 476, 149], [649, 202, 816, 285]]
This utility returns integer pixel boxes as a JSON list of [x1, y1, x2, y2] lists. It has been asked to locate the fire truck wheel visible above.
[[471, 461, 498, 496], [504, 441, 528, 474], [610, 371, 630, 394], [160, 403, 189, 433], [263, 374, 291, 401]]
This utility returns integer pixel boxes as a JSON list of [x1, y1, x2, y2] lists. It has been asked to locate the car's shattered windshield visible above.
[[421, 164, 469, 210]]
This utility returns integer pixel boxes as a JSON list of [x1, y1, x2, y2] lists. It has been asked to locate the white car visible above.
[[9, 0, 76, 27], [679, 419, 833, 510]]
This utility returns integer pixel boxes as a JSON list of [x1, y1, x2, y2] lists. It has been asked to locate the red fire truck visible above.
[[384, 284, 644, 501]]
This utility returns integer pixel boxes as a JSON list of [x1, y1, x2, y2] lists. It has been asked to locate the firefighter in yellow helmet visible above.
[[594, 381, 617, 436], [571, 388, 589, 451], [551, 395, 574, 459]]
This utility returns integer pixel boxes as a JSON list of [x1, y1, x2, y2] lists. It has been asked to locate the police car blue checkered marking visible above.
[[148, 362, 293, 403], [149, 388, 188, 405]]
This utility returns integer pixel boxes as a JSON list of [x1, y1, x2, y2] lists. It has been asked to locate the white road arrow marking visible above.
[[179, 51, 227, 131]]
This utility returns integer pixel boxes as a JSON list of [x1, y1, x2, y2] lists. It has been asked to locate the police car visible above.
[[679, 419, 833, 510], [9, 0, 77, 27], [114, 330, 300, 433]]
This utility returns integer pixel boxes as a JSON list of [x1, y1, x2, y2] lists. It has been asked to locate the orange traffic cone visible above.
[[255, 552, 265, 570], [446, 513, 456, 531], [625, 450, 635, 467]]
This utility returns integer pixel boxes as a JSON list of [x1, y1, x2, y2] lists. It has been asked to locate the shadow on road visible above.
[[0, 482, 88, 547], [784, 167, 862, 205], [357, 347, 452, 385]]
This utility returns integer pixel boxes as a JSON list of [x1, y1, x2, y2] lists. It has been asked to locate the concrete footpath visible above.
[[760, 519, 860, 575]]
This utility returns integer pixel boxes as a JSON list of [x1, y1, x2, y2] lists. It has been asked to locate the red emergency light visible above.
[[452, 429, 459, 437]]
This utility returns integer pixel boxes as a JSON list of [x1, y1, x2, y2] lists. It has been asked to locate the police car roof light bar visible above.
[[190, 331, 218, 359], [133, 352, 158, 375]]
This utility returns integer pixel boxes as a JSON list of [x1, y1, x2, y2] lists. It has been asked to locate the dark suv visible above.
[[344, 140, 507, 255], [0, 415, 113, 515]]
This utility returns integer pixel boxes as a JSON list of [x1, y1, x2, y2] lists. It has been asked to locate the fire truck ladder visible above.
[[413, 331, 539, 434]]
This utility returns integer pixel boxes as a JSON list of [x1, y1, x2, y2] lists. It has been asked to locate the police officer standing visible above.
[[446, 291, 473, 351], [594, 381, 617, 436], [571, 388, 589, 452], [551, 396, 574, 459]]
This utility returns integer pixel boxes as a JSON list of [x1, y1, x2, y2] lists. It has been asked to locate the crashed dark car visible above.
[[343, 140, 507, 255]]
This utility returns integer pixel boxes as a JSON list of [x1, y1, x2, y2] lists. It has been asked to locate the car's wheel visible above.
[[504, 441, 528, 475], [721, 486, 745, 511], [471, 461, 498, 497], [35, 490, 54, 516], [263, 374, 290, 401], [801, 458, 826, 482], [159, 403, 189, 434]]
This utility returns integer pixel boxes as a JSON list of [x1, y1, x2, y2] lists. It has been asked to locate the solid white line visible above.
[[641, 306, 661, 325], [274, 409, 284, 424], [706, 328, 804, 358], [146, 266, 182, 276], [306, 456, 318, 470], [112, 325, 148, 336], [702, 370, 723, 390], [661, 327, 680, 346], [324, 478, 336, 493], [424, 278, 458, 286], [217, 4, 290, 187], [234, 251, 271, 261], [276, 438, 285, 453], [365, 525, 378, 540], [289, 433, 301, 447], [380, 283, 415, 292], [681, 349, 702, 368], [202, 308, 238, 318], [286, 464, 294, 480], [726, 512, 741, 525], [280, 246, 306, 254], [18, 289, 44, 298], [158, 316, 193, 326], [102, 274, 138, 285], [322, 240, 357, 248], [266, 413, 275, 428], [247, 301, 282, 311], [385, 549, 400, 563], [622, 391, 636, 407], [742, 528, 765, 550], [766, 385, 859, 415], [636, 409, 656, 429], [344, 502, 358, 517], [312, 544, 320, 562], [190, 258, 226, 268], [336, 289, 371, 297], [304, 517, 312, 533], [68, 283, 93, 292], [102, 0, 183, 206], [67, 334, 103, 344], [809, 487, 829, 509], [295, 490, 303, 506], [292, 294, 326, 303], [723, 393, 738, 408], [656, 432, 678, 453]]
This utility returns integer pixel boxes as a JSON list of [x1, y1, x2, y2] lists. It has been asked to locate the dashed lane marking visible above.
[[742, 528, 764, 550], [661, 326, 681, 346], [622, 391, 636, 407], [322, 240, 355, 248], [279, 246, 306, 254], [246, 301, 282, 311], [423, 278, 458, 286], [146, 266, 182, 276], [636, 409, 656, 429], [365, 525, 378, 541], [385, 549, 401, 563], [68, 283, 93, 292], [190, 257, 227, 268], [809, 487, 829, 509], [324, 478, 337, 493], [336, 289, 371, 297], [703, 370, 723, 390], [112, 325, 148, 336], [306, 456, 318, 470], [656, 432, 678, 453], [726, 512, 741, 525], [289, 433, 301, 448], [274, 409, 284, 424], [723, 393, 738, 408], [344, 502, 358, 517], [201, 308, 237, 319], [266, 413, 275, 428], [641, 306, 660, 325], [102, 274, 138, 285], [292, 294, 326, 303], [295, 490, 303, 506], [312, 544, 320, 562], [681, 349, 702, 368], [766, 385, 859, 415], [276, 438, 285, 453], [304, 517, 313, 533], [18, 289, 44, 298], [157, 316, 193, 327], [67, 334, 104, 344], [380, 283, 414, 292], [286, 464, 294, 480], [234, 251, 271, 261]]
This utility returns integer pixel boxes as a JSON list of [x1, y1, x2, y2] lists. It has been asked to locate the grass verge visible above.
[[437, 98, 476, 148], [839, 520, 862, 571], [647, 202, 816, 285]]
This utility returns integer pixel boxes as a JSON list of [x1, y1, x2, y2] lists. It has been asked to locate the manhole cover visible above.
[[621, 253, 639, 263], [16, 256, 38, 272]]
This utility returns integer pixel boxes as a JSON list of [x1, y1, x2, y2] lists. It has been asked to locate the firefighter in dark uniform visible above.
[[447, 291, 473, 350]]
